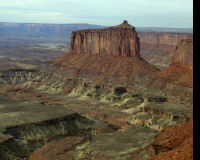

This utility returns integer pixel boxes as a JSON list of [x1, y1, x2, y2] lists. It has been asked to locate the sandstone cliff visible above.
[[153, 38, 193, 88], [69, 21, 140, 57], [139, 32, 193, 47], [139, 33, 193, 69], [54, 21, 160, 79], [172, 39, 193, 69]]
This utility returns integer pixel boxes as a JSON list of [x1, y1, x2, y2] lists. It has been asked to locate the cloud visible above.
[[0, 0, 193, 27]]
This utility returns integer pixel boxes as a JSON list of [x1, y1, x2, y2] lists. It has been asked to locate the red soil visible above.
[[54, 53, 159, 78], [149, 121, 193, 160], [154, 65, 193, 88]]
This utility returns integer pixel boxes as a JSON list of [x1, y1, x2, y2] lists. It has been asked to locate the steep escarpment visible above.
[[153, 38, 193, 88], [70, 20, 140, 57], [172, 39, 193, 69], [139, 33, 193, 69], [54, 21, 159, 79], [139, 32, 193, 47]]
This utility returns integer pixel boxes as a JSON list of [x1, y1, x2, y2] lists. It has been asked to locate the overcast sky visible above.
[[0, 0, 193, 28]]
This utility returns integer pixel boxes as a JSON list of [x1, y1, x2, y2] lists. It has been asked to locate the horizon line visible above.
[[0, 21, 193, 29]]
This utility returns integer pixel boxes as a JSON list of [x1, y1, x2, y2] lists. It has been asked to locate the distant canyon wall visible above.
[[138, 32, 193, 54], [0, 22, 193, 45], [139, 32, 193, 46]]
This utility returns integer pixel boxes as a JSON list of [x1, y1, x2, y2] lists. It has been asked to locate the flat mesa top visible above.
[[111, 20, 135, 29]]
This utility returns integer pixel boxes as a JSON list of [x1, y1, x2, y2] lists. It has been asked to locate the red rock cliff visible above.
[[172, 38, 193, 69], [139, 32, 193, 46], [154, 38, 193, 88], [69, 20, 140, 57], [139, 32, 193, 55]]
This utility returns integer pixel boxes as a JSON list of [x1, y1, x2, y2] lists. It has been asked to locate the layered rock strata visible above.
[[139, 33, 193, 69], [151, 38, 193, 88], [69, 20, 140, 57], [0, 96, 95, 160], [139, 33, 193, 47], [172, 38, 193, 69]]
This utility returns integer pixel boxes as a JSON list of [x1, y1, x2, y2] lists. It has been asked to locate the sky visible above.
[[0, 0, 193, 28]]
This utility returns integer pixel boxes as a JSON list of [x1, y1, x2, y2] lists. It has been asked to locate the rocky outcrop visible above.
[[0, 64, 193, 160], [172, 39, 193, 69], [29, 126, 157, 160], [69, 20, 140, 57], [0, 96, 95, 160], [139, 33, 193, 56], [139, 33, 193, 55], [54, 22, 160, 79], [151, 38, 193, 88], [149, 121, 193, 160], [139, 33, 193, 69]]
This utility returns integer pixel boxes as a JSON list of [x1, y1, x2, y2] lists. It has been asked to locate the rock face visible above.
[[139, 33, 193, 47], [139, 33, 193, 69], [153, 38, 193, 88], [70, 20, 140, 57], [172, 38, 193, 69]]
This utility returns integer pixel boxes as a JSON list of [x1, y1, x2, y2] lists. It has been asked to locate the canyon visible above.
[[0, 21, 193, 160]]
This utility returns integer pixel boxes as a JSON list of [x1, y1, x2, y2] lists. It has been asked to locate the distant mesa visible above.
[[69, 20, 140, 57]]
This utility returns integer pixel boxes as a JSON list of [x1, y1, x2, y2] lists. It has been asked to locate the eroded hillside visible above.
[[0, 21, 193, 160]]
